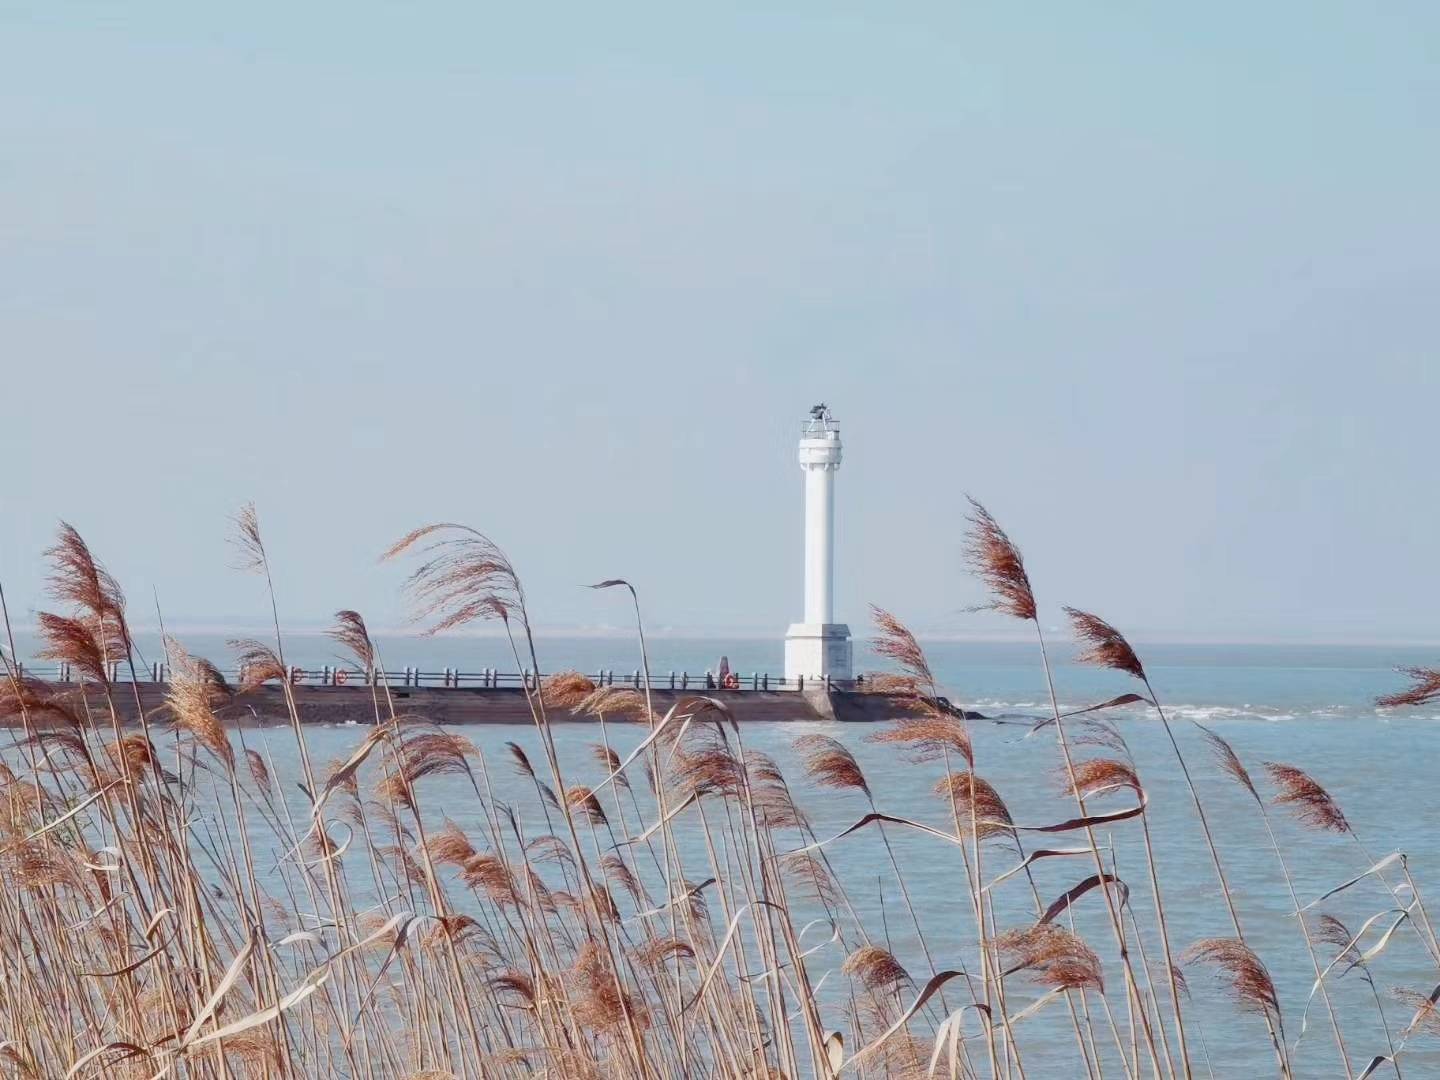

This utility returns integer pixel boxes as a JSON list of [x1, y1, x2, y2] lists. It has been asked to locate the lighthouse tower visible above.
[[784, 405, 853, 683]]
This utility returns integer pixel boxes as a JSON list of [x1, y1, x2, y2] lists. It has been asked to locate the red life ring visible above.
[[334, 670, 349, 686], [722, 672, 739, 690], [290, 667, 305, 685]]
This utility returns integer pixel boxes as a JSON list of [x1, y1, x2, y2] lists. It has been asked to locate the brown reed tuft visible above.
[[1391, 988, 1440, 1039], [1263, 762, 1350, 833], [781, 852, 841, 908], [751, 775, 809, 832], [671, 745, 744, 800], [1065, 607, 1146, 680], [526, 834, 577, 867], [1062, 758, 1141, 801], [166, 642, 235, 770], [565, 786, 608, 827], [329, 610, 375, 670], [856, 672, 927, 697], [1183, 938, 1280, 1016], [426, 821, 478, 868], [218, 1030, 282, 1073], [505, 741, 537, 779], [245, 748, 272, 794], [1198, 724, 1260, 802], [421, 914, 484, 949], [869, 606, 935, 687], [589, 743, 627, 788], [35, 612, 114, 686], [461, 853, 518, 905], [489, 971, 536, 1007], [868, 711, 973, 767], [1313, 914, 1360, 967], [0, 677, 83, 730], [108, 734, 163, 783], [231, 502, 268, 573], [793, 733, 869, 798], [842, 946, 911, 992], [1376, 666, 1440, 709], [377, 730, 476, 809], [994, 923, 1104, 992], [601, 853, 645, 906], [542, 671, 597, 710], [45, 524, 129, 642], [934, 771, 1014, 840], [571, 942, 647, 1034], [382, 523, 523, 633], [589, 882, 622, 923], [1073, 716, 1131, 756], [231, 639, 287, 693], [108, 737, 162, 789], [578, 686, 653, 723], [963, 497, 1037, 621], [636, 937, 695, 969]]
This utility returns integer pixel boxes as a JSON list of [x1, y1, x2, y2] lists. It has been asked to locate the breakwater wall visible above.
[[10, 679, 917, 727]]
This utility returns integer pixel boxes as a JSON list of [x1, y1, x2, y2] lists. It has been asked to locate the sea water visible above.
[[10, 633, 1440, 1075]]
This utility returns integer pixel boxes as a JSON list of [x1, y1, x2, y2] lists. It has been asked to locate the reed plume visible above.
[[636, 937, 695, 969], [565, 786, 608, 827], [329, 610, 375, 670], [1263, 762, 1350, 833], [867, 712, 972, 766], [542, 671, 597, 710], [383, 524, 523, 633], [793, 733, 869, 798], [994, 924, 1104, 992], [870, 605, 936, 688], [579, 686, 652, 723], [1391, 988, 1440, 1039], [933, 772, 1014, 841], [1376, 666, 1440, 709], [571, 942, 648, 1034], [963, 496, 1037, 621], [1062, 758, 1141, 801], [1065, 607, 1145, 680], [45, 523, 129, 642], [842, 946, 911, 993], [1183, 939, 1280, 1017], [1200, 724, 1260, 802], [165, 642, 235, 769], [231, 638, 287, 693], [231, 502, 268, 573], [35, 612, 113, 685]]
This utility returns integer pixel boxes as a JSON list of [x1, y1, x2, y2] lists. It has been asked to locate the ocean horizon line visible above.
[[7, 619, 1439, 651]]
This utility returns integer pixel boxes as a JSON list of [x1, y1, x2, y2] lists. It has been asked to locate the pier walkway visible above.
[[7, 662, 904, 727], [18, 661, 857, 694]]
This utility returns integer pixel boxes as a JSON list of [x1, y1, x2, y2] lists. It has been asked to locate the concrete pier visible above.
[[8, 680, 920, 728]]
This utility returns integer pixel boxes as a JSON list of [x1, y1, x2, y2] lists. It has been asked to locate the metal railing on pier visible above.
[[17, 661, 854, 694]]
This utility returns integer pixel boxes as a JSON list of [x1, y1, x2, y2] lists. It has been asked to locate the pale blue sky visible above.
[[1, 4, 1436, 642]]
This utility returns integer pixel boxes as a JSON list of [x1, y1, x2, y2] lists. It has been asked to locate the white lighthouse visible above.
[[784, 404, 853, 683]]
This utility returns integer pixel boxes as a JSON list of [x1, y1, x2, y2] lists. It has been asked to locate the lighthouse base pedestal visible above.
[[784, 623, 853, 684]]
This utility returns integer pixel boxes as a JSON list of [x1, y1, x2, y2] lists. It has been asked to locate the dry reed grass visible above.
[[0, 506, 1425, 1080]]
